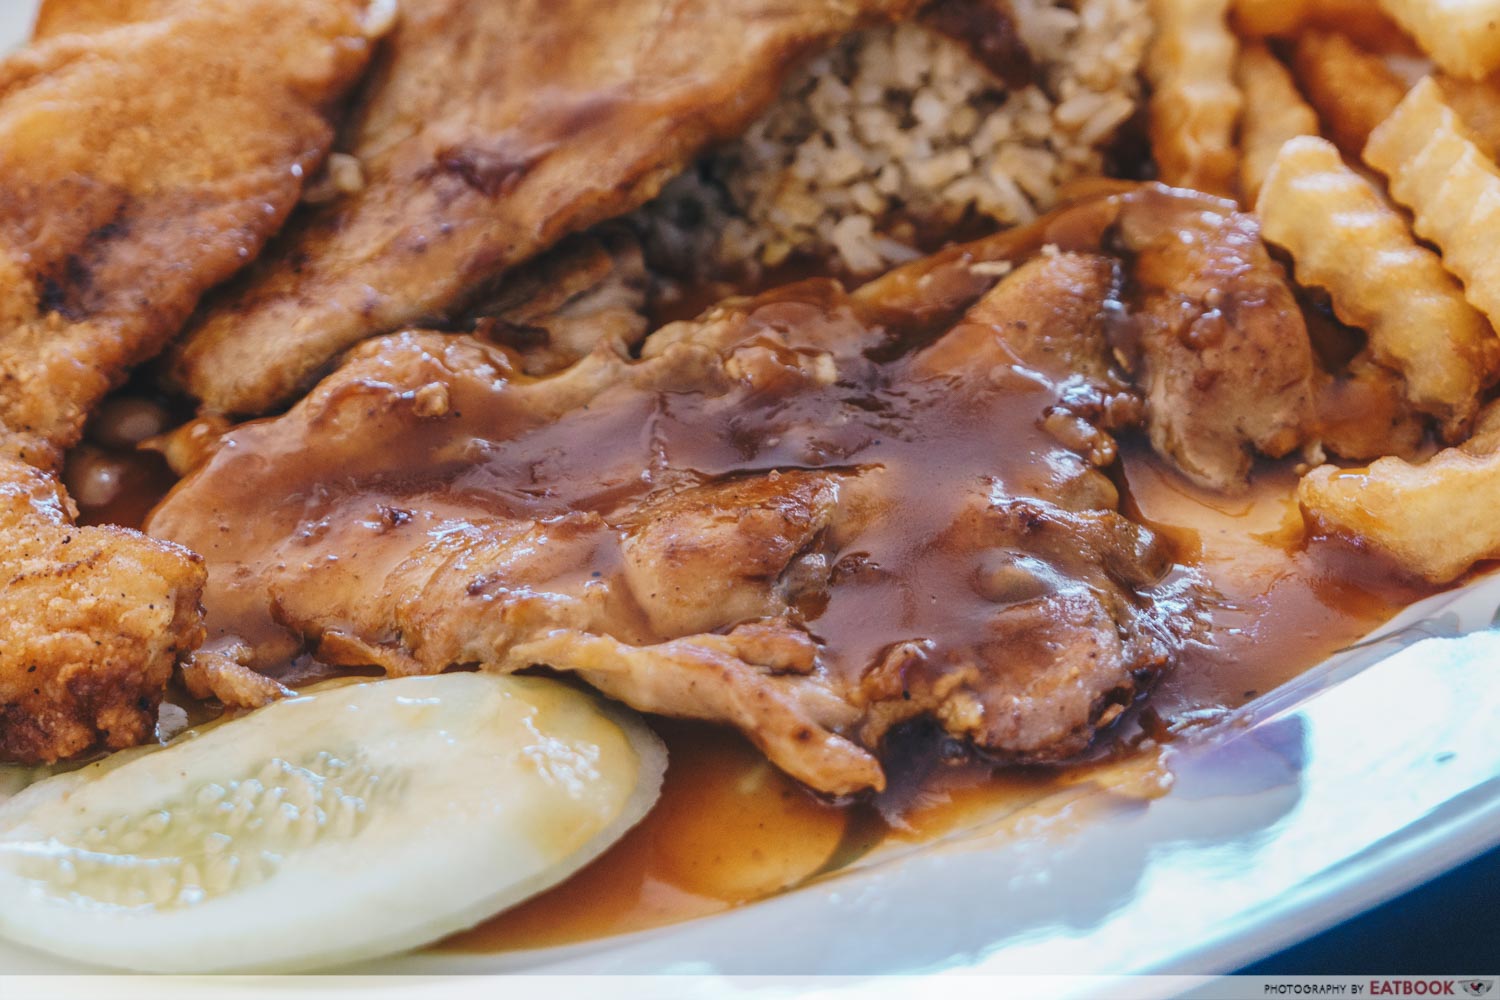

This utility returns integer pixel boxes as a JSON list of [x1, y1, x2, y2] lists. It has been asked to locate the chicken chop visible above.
[[163, 0, 940, 417], [148, 185, 1316, 795]]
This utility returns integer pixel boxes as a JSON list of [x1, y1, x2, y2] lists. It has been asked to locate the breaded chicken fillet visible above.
[[0, 0, 384, 761]]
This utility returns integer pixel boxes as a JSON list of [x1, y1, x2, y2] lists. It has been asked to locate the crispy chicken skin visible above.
[[32, 0, 177, 38], [146, 187, 1308, 795], [0, 0, 382, 762], [0, 0, 382, 469], [0, 458, 204, 764], [166, 0, 926, 417]]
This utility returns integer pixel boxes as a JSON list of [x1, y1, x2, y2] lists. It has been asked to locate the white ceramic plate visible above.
[[3, 2, 1499, 986]]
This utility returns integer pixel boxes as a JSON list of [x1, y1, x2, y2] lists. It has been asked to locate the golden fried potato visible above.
[[1146, 0, 1241, 197], [1365, 77, 1500, 327], [1234, 0, 1414, 53], [1314, 355, 1428, 462], [1257, 136, 1498, 434], [1292, 30, 1410, 156], [1463, 398, 1500, 454], [1300, 443, 1500, 583], [1236, 45, 1319, 202], [1232, 0, 1305, 37], [1436, 74, 1500, 159], [1376, 0, 1500, 79]]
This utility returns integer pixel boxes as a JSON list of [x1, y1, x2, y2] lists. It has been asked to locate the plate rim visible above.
[[1, 0, 1498, 982]]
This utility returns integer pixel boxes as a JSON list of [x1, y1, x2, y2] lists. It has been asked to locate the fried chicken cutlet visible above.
[[0, 0, 383, 469], [0, 458, 203, 763], [166, 0, 932, 417], [149, 186, 1317, 794], [0, 0, 385, 762]]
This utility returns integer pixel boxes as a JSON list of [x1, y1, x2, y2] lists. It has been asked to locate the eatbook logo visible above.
[[1461, 982, 1494, 997]]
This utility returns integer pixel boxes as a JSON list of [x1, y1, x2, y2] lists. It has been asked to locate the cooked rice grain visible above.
[[638, 0, 1149, 277]]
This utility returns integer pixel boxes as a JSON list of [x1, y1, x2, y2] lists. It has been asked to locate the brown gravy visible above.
[[76, 218, 1433, 955], [81, 401, 1428, 953], [439, 448, 1428, 954]]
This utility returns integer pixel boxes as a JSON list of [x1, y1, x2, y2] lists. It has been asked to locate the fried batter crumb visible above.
[[180, 644, 292, 710], [0, 459, 205, 763]]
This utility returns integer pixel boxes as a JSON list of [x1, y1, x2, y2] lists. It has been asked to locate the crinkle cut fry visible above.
[[1257, 136, 1498, 436], [1291, 30, 1408, 158], [1236, 43, 1319, 203], [1365, 78, 1500, 331], [1376, 0, 1500, 80], [1233, 0, 1413, 53], [1300, 443, 1500, 584], [1145, 0, 1242, 198]]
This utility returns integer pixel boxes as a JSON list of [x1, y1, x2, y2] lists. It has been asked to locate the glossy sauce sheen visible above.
[[442, 452, 1427, 952], [136, 202, 1434, 949], [90, 430, 1425, 952], [149, 267, 1191, 752]]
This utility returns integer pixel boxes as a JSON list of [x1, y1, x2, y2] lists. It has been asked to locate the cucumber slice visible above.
[[0, 673, 665, 972]]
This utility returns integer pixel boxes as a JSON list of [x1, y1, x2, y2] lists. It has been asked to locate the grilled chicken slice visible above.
[[148, 189, 1311, 794], [0, 0, 382, 762], [858, 184, 1318, 491], [465, 229, 652, 376], [165, 0, 927, 417], [1116, 187, 1317, 491]]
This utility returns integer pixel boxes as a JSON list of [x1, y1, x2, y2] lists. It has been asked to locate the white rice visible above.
[[637, 0, 1150, 278]]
